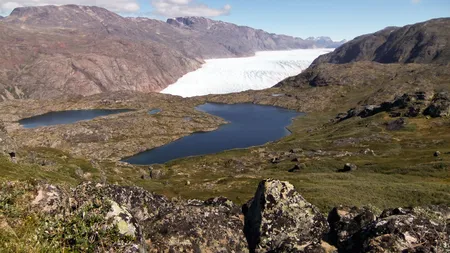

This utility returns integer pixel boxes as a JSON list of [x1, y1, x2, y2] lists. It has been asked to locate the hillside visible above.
[[313, 18, 450, 64], [0, 13, 449, 253], [0, 5, 342, 102]]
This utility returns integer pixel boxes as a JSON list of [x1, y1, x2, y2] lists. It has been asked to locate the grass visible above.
[[0, 106, 449, 214]]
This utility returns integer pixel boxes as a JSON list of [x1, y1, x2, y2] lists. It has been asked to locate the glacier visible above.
[[161, 48, 334, 97]]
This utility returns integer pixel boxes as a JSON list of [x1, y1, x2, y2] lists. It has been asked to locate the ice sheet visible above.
[[161, 48, 333, 97]]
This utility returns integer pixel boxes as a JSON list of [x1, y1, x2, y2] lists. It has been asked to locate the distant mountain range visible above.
[[0, 5, 343, 101]]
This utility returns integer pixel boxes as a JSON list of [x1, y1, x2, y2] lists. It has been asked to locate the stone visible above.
[[339, 163, 357, 172], [106, 200, 139, 238], [243, 179, 329, 252], [353, 207, 449, 252], [361, 148, 376, 156], [270, 157, 281, 164], [424, 92, 450, 117], [327, 206, 375, 250], [434, 151, 441, 157], [149, 168, 166, 179]]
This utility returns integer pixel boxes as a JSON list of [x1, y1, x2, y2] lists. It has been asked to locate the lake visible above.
[[19, 109, 133, 129], [123, 103, 303, 165]]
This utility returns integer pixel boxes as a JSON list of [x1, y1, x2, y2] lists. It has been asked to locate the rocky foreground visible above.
[[1, 179, 448, 252]]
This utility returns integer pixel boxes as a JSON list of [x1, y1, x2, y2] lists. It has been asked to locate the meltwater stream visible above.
[[123, 103, 303, 165]]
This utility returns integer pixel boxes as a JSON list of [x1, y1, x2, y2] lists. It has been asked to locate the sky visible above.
[[0, 0, 449, 40]]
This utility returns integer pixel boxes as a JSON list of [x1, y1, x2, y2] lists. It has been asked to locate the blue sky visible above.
[[1, 0, 449, 40], [136, 0, 450, 40]]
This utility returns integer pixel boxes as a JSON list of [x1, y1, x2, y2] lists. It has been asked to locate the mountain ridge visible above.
[[0, 4, 343, 102], [313, 18, 450, 65]]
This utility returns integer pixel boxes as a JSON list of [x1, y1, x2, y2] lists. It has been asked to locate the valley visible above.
[[0, 4, 449, 253]]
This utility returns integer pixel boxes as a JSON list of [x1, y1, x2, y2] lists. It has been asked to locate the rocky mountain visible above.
[[166, 17, 342, 56], [277, 18, 450, 92], [313, 18, 450, 65], [0, 5, 342, 102], [306, 36, 346, 48]]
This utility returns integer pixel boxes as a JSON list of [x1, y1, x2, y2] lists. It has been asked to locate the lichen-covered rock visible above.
[[74, 182, 248, 252], [327, 206, 375, 250], [333, 206, 450, 253], [106, 200, 139, 238], [243, 179, 329, 252]]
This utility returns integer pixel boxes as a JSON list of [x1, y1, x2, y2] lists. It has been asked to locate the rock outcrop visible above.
[[341, 207, 450, 252], [1, 179, 449, 252], [424, 92, 450, 117], [242, 179, 329, 252], [336, 91, 449, 122]]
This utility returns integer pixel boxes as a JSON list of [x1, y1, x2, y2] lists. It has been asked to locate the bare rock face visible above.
[[242, 179, 329, 252], [313, 18, 450, 65]]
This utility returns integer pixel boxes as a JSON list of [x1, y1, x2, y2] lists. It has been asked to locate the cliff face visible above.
[[0, 5, 343, 102], [313, 18, 450, 65]]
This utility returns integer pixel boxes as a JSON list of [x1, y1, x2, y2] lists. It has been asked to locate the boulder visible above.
[[149, 168, 166, 179], [243, 179, 329, 252], [327, 206, 375, 250], [339, 163, 357, 172], [106, 200, 139, 238], [355, 207, 450, 252], [270, 157, 281, 164], [434, 151, 441, 157], [424, 92, 450, 117]]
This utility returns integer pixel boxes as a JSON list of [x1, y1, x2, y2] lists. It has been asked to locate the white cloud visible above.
[[0, 0, 140, 15], [151, 0, 231, 17]]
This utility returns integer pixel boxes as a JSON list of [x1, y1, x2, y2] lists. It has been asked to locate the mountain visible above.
[[313, 18, 450, 65], [166, 17, 342, 56], [306, 36, 346, 48], [0, 5, 342, 102]]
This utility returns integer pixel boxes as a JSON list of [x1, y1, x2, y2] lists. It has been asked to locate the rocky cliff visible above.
[[1, 179, 448, 252], [166, 17, 341, 57], [313, 18, 450, 65], [0, 5, 342, 102]]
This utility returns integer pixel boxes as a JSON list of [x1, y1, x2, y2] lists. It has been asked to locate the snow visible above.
[[161, 48, 334, 97]]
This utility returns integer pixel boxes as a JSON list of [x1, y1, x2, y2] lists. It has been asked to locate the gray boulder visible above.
[[243, 179, 329, 252]]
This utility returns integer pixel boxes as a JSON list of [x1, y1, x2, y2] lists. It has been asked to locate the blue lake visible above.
[[123, 103, 303, 165], [19, 109, 133, 129]]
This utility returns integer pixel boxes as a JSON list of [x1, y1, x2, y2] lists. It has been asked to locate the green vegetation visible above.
[[2, 109, 448, 214], [0, 181, 134, 252]]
